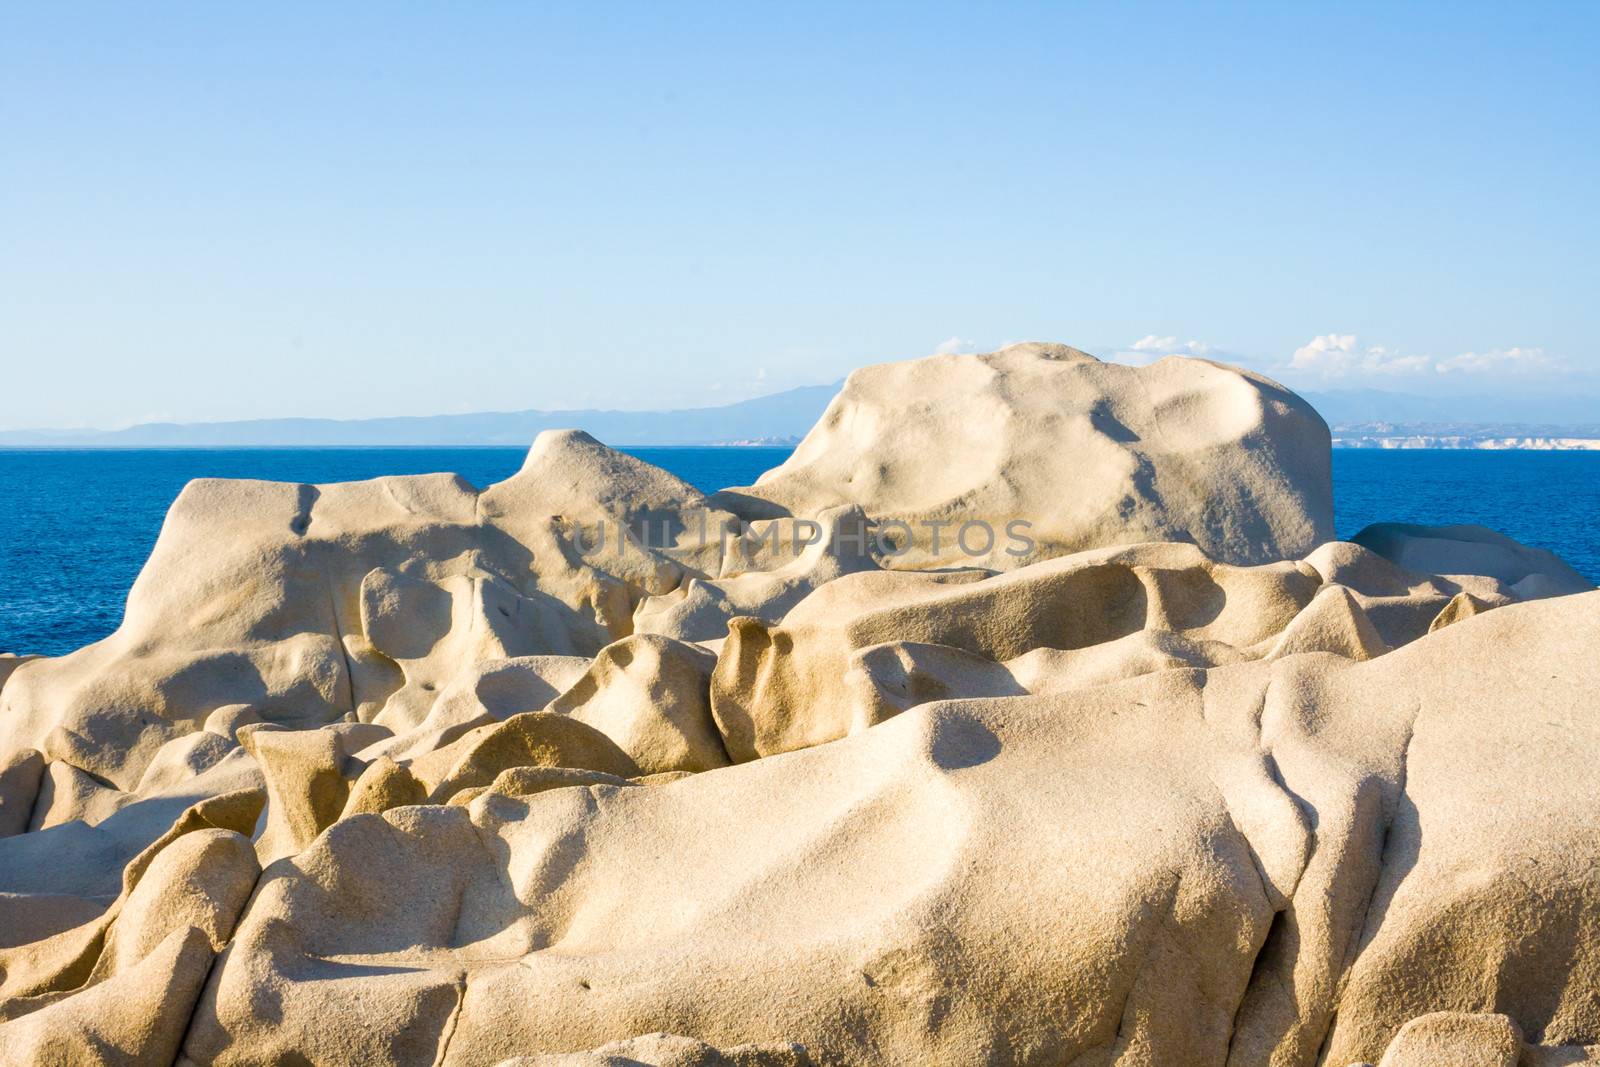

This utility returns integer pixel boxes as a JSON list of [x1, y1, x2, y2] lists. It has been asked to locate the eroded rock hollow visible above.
[[1, 343, 1595, 1066]]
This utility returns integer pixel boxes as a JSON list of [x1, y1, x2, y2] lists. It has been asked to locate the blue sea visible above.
[[2, 448, 1597, 657]]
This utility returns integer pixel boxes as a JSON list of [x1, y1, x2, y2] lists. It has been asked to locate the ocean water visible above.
[[1, 447, 1596, 657]]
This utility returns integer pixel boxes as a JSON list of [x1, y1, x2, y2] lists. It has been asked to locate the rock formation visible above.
[[713, 342, 1334, 569], [0, 343, 1595, 1066]]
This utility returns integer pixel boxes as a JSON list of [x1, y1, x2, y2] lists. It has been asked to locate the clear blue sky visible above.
[[3, 2, 1596, 429]]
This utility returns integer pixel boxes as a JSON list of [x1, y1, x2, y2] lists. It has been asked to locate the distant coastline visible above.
[[1333, 435, 1600, 450], [3, 379, 1598, 451]]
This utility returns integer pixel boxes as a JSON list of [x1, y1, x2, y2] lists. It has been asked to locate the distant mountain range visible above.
[[0, 384, 841, 448], [0, 381, 1595, 449]]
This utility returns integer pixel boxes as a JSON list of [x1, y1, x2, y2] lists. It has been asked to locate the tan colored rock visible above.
[[492, 1032, 811, 1065], [480, 428, 740, 597], [447, 765, 636, 807], [182, 664, 1297, 1065], [27, 756, 127, 830], [92, 828, 258, 968], [0, 433, 737, 793], [166, 590, 1600, 1066], [0, 925, 216, 1065], [368, 654, 594, 765], [1354, 523, 1595, 599], [239, 724, 351, 865], [0, 807, 258, 1015], [1522, 1042, 1600, 1065], [1263, 584, 1389, 661], [356, 564, 599, 729], [714, 343, 1333, 569], [0, 653, 38, 691], [4, 348, 1600, 1066], [1375, 1012, 1522, 1067], [634, 505, 879, 643], [1429, 589, 1495, 632], [1299, 539, 1513, 649], [1305, 609, 1600, 1061], [340, 754, 427, 817], [712, 541, 1320, 760], [0, 747, 44, 838], [423, 710, 641, 803], [134, 726, 241, 797], [202, 702, 266, 741], [0, 783, 262, 919], [549, 635, 727, 774], [1231, 594, 1600, 1065]]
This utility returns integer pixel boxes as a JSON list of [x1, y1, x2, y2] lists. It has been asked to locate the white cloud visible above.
[[1287, 334, 1432, 378], [1434, 346, 1556, 375], [1284, 334, 1562, 381], [934, 336, 980, 355], [1106, 335, 1219, 366], [1092, 332, 1575, 393], [1131, 335, 1215, 357]]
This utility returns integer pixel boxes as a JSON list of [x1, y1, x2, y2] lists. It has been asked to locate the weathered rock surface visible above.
[[0, 344, 1594, 1066], [714, 342, 1335, 569]]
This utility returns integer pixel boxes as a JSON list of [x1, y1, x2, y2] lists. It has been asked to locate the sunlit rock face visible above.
[[713, 342, 1336, 570], [0, 344, 1595, 1067]]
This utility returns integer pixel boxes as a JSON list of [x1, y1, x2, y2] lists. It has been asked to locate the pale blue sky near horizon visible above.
[[3, 1, 1597, 430]]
